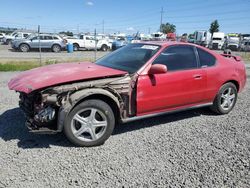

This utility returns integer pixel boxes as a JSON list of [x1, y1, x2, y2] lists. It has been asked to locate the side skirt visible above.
[[121, 103, 213, 123]]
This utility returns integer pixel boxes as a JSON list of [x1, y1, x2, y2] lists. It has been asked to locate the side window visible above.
[[44, 36, 53, 40], [23, 34, 29, 38], [80, 35, 84, 39], [153, 45, 198, 71], [197, 48, 216, 67], [53, 36, 59, 40]]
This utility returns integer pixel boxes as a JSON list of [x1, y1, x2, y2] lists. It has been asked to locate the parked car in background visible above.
[[209, 32, 225, 50], [111, 36, 134, 50], [65, 34, 111, 51], [223, 33, 240, 51], [11, 33, 66, 52], [3, 31, 32, 45], [239, 34, 250, 51], [8, 42, 246, 147], [194, 30, 211, 47], [240, 40, 250, 51], [0, 33, 5, 42]]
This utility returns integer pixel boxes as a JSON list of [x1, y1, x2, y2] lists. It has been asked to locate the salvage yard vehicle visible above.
[[3, 31, 32, 45], [8, 42, 247, 147], [223, 33, 240, 51], [0, 33, 5, 42], [11, 34, 66, 52], [209, 32, 225, 50], [194, 30, 211, 47], [65, 34, 111, 51]]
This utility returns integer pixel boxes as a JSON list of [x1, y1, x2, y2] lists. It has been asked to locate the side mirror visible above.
[[148, 64, 167, 75]]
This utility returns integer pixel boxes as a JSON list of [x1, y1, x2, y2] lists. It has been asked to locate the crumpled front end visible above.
[[19, 92, 59, 133], [17, 75, 134, 134]]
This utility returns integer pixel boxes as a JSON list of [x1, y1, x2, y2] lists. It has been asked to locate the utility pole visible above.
[[160, 7, 164, 32], [148, 27, 151, 34], [38, 25, 42, 66], [102, 20, 104, 34], [94, 28, 97, 61]]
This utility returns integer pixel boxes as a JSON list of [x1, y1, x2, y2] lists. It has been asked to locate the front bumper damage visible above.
[[18, 75, 133, 134]]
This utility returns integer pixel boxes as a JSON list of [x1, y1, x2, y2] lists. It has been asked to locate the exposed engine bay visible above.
[[19, 75, 134, 133]]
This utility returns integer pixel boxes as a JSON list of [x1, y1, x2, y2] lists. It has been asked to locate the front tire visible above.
[[210, 82, 237, 114], [64, 99, 115, 147], [19, 43, 30, 52], [52, 44, 61, 53]]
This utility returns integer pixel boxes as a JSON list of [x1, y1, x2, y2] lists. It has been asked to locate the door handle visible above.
[[193, 74, 202, 80]]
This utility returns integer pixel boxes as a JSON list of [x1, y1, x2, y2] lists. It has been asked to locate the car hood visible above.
[[8, 62, 127, 94]]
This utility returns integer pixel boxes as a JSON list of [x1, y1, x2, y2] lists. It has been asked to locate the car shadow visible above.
[[0, 107, 216, 149]]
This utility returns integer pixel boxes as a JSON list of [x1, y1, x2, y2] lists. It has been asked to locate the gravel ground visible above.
[[0, 71, 250, 188]]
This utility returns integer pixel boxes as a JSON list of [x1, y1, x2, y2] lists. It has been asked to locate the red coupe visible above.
[[8, 42, 247, 146]]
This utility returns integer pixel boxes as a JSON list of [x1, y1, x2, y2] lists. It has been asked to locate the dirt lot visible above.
[[0, 69, 249, 187], [0, 44, 109, 63]]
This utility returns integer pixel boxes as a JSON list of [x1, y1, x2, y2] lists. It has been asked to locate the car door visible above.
[[136, 45, 207, 115], [30, 36, 40, 48], [84, 36, 95, 49], [196, 47, 218, 102], [43, 35, 54, 48]]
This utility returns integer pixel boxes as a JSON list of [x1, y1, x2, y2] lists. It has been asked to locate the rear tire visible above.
[[64, 99, 115, 147], [52, 44, 61, 53], [101, 44, 108, 51], [210, 82, 237, 114], [73, 43, 79, 51], [6, 39, 11, 45]]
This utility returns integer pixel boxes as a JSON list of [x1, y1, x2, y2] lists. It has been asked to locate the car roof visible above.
[[138, 40, 199, 47]]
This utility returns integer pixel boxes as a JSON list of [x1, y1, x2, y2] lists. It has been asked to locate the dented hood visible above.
[[8, 62, 127, 94]]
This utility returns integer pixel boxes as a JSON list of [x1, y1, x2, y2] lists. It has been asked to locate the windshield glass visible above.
[[213, 37, 222, 40], [96, 43, 160, 74]]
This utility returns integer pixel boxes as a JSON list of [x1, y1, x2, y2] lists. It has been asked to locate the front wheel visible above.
[[52, 44, 61, 53], [210, 82, 237, 114], [64, 99, 115, 147], [19, 43, 30, 52]]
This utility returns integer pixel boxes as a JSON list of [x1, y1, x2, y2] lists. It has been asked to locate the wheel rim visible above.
[[21, 45, 28, 52], [71, 108, 107, 142], [220, 87, 236, 111], [73, 45, 78, 51], [53, 45, 60, 52]]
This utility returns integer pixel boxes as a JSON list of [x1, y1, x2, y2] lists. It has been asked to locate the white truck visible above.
[[239, 34, 250, 51], [209, 32, 225, 50], [194, 30, 211, 47], [3, 31, 32, 45], [223, 33, 240, 51], [66, 34, 112, 51]]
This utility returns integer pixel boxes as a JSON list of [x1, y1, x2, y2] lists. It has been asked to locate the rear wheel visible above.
[[210, 82, 237, 114], [52, 44, 61, 53], [101, 44, 108, 51], [19, 43, 30, 52], [64, 99, 115, 147], [6, 39, 11, 45], [73, 43, 79, 51]]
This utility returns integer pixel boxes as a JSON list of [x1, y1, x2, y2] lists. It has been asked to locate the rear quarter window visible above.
[[197, 48, 216, 67]]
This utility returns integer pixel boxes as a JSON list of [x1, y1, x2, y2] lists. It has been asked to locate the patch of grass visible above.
[[0, 58, 95, 71], [0, 62, 39, 71]]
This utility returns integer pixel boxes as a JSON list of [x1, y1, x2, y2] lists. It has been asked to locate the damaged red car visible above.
[[8, 42, 247, 147]]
